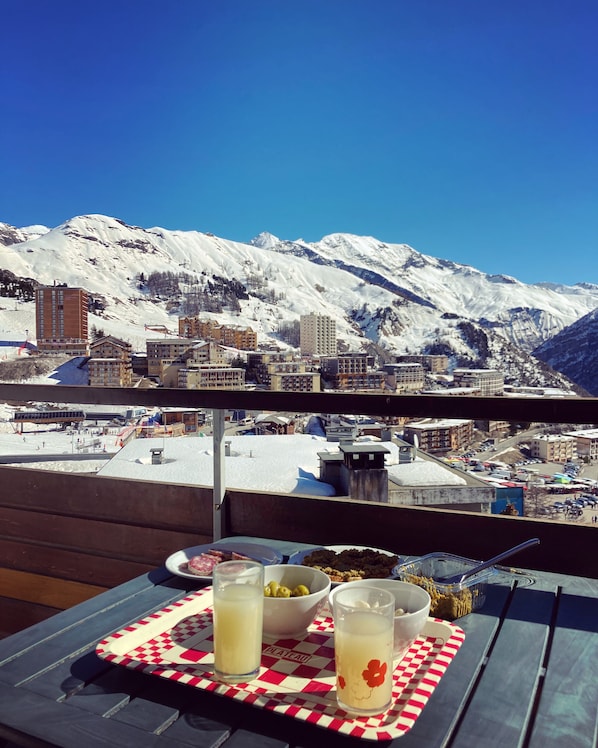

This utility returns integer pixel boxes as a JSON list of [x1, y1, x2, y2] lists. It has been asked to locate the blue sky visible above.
[[2, 0, 596, 285]]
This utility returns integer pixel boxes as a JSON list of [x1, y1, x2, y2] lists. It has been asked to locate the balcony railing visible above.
[[2, 383, 596, 422], [1, 383, 597, 637]]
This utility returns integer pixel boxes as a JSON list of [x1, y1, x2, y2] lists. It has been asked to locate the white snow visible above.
[[387, 459, 468, 486], [96, 434, 338, 495], [0, 213, 596, 365]]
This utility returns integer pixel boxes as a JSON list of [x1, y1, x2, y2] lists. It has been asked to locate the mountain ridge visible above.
[[1, 214, 596, 394]]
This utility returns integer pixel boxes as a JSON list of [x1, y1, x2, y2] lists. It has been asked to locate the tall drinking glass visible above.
[[333, 585, 394, 716], [212, 560, 264, 683]]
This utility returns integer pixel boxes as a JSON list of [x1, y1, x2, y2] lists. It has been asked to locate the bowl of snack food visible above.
[[288, 545, 399, 583], [329, 578, 430, 660], [393, 553, 498, 620], [262, 564, 331, 638]]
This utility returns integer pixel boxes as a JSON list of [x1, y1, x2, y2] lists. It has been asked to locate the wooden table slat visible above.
[[0, 581, 186, 689], [0, 568, 173, 664], [104, 670, 206, 731], [220, 730, 289, 748], [159, 716, 235, 748], [65, 666, 149, 718], [527, 591, 598, 748], [393, 582, 512, 747], [0, 682, 189, 748], [448, 583, 556, 748]]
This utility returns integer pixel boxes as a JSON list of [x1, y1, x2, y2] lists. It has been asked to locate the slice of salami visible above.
[[179, 547, 257, 576], [208, 548, 252, 562], [185, 553, 221, 576], [206, 548, 228, 560]]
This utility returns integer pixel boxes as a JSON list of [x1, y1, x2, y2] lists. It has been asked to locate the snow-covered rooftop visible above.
[[96, 433, 340, 495], [96, 432, 413, 495], [387, 459, 468, 486]]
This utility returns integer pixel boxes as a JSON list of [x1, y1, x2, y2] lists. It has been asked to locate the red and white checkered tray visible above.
[[96, 587, 465, 742]]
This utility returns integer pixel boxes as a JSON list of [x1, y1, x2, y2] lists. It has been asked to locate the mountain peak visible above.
[[249, 232, 281, 249]]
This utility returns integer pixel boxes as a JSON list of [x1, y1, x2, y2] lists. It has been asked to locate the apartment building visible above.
[[242, 352, 320, 392], [475, 419, 511, 438], [383, 363, 425, 391], [320, 353, 384, 391], [403, 418, 474, 454], [270, 371, 320, 392], [179, 316, 213, 339], [452, 368, 504, 396], [88, 358, 132, 388], [531, 434, 577, 463], [178, 364, 245, 390], [247, 351, 299, 387], [35, 285, 89, 356], [178, 316, 257, 350], [320, 352, 372, 376], [299, 313, 337, 356], [394, 354, 449, 373], [564, 428, 598, 462], [186, 341, 227, 366], [160, 408, 202, 434], [220, 325, 257, 350], [146, 338, 196, 377], [159, 343, 229, 387], [88, 336, 133, 387]]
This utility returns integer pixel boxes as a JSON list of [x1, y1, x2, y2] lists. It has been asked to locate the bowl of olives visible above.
[[262, 564, 331, 638]]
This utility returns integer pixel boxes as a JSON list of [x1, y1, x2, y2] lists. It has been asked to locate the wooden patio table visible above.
[[0, 537, 596, 748]]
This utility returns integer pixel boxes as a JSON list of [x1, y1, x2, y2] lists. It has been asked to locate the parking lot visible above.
[[459, 443, 598, 526], [527, 460, 598, 525]]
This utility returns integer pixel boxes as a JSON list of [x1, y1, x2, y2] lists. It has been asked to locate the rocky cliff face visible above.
[[534, 307, 598, 395]]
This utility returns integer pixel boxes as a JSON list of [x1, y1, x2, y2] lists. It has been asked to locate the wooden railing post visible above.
[[212, 408, 226, 540]]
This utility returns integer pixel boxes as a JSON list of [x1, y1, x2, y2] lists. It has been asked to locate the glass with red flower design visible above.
[[332, 584, 394, 716]]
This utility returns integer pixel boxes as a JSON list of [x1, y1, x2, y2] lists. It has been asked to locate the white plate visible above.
[[166, 541, 283, 581], [287, 544, 399, 584]]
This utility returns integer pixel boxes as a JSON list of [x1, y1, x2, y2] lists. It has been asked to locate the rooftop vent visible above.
[[150, 447, 164, 465]]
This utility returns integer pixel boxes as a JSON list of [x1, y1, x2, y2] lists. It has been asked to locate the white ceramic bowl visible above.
[[262, 564, 331, 638], [330, 578, 431, 660]]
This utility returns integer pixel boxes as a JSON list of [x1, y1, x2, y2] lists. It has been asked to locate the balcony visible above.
[[1, 382, 597, 638]]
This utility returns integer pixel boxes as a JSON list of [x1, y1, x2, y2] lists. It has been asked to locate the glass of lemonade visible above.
[[212, 560, 264, 683], [332, 585, 394, 716]]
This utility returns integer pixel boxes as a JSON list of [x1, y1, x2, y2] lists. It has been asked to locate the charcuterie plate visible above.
[[166, 542, 283, 581]]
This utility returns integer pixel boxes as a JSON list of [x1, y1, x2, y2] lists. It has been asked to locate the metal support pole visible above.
[[212, 408, 225, 540]]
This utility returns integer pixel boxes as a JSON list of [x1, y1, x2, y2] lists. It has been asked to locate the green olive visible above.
[[276, 585, 292, 598], [267, 580, 280, 597], [292, 584, 310, 597]]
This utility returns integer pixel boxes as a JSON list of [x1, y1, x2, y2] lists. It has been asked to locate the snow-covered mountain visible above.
[[534, 308, 598, 396], [0, 223, 50, 247], [1, 214, 596, 392]]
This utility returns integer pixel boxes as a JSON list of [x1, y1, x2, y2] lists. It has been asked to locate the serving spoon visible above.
[[437, 538, 540, 585]]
